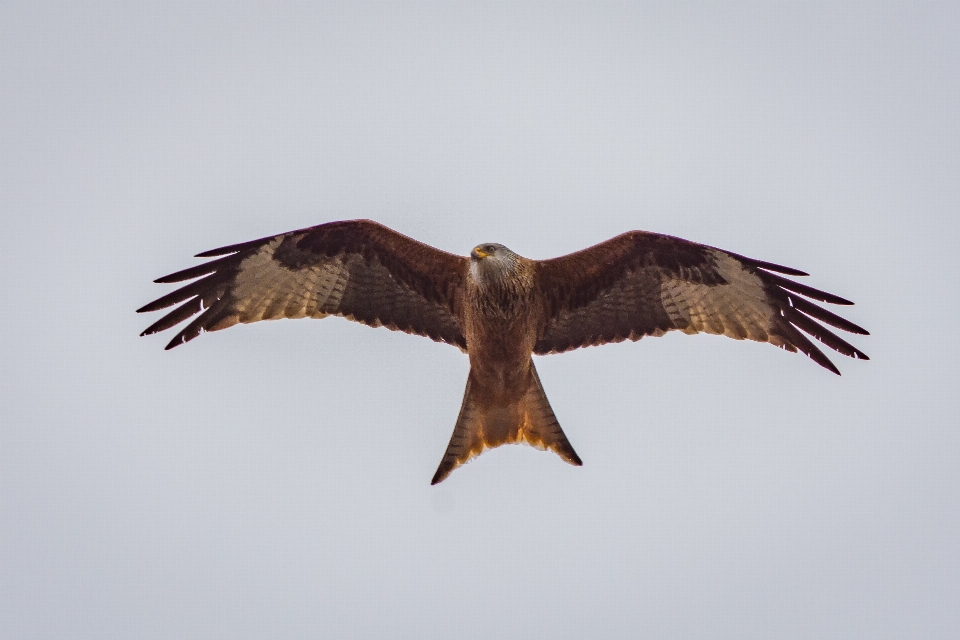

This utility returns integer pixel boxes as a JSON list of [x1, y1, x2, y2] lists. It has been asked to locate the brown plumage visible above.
[[138, 219, 869, 484]]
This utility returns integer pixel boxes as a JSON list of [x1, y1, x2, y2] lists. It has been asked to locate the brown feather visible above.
[[141, 297, 202, 336], [535, 234, 868, 374], [152, 252, 250, 284], [136, 272, 224, 313], [782, 307, 869, 361], [784, 294, 869, 335], [140, 221, 868, 483], [138, 219, 467, 350], [431, 361, 580, 485], [762, 271, 854, 305], [724, 251, 809, 276], [772, 321, 841, 375]]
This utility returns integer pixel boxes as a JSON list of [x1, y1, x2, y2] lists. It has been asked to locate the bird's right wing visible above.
[[138, 219, 468, 350], [533, 231, 868, 374]]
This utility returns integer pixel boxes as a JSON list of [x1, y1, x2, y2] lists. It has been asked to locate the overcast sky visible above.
[[2, 2, 958, 638]]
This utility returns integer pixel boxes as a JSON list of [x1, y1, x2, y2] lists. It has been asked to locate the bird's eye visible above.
[[485, 245, 496, 253]]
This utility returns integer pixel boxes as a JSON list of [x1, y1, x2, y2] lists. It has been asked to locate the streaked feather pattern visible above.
[[534, 231, 868, 374], [140, 220, 868, 482], [138, 220, 467, 350]]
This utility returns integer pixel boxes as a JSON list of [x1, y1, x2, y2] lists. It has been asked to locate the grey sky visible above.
[[2, 2, 957, 638]]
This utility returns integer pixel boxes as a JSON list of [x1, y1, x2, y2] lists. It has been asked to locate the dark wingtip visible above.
[[195, 237, 268, 258], [767, 272, 857, 306], [823, 354, 842, 375], [814, 291, 854, 306], [154, 271, 208, 284], [754, 262, 809, 277], [815, 354, 842, 375], [136, 298, 170, 313], [728, 252, 809, 276]]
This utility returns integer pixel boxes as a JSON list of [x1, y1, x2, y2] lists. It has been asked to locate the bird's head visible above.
[[471, 243, 509, 260], [469, 243, 522, 285]]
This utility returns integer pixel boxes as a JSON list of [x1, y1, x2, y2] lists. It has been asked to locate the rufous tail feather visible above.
[[430, 361, 582, 484]]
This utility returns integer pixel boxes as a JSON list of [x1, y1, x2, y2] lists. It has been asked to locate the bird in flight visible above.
[[139, 219, 868, 484]]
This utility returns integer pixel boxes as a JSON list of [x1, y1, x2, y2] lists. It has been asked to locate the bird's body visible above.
[[440, 245, 580, 483], [462, 246, 540, 395], [139, 219, 868, 483]]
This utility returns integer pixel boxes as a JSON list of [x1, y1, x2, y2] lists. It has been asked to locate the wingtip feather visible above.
[[767, 272, 857, 306], [154, 273, 187, 284], [753, 261, 809, 277], [819, 353, 842, 376], [154, 269, 207, 284], [195, 237, 269, 258], [727, 251, 809, 276]]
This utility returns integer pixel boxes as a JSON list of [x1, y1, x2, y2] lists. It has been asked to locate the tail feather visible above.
[[523, 364, 582, 466], [430, 361, 582, 484]]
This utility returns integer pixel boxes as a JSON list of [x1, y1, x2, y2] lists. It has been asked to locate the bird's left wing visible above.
[[533, 231, 868, 374], [138, 219, 467, 350]]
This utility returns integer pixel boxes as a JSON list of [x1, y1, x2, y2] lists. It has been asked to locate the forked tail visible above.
[[430, 361, 582, 484]]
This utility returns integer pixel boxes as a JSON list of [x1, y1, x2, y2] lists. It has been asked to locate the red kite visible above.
[[139, 220, 868, 483]]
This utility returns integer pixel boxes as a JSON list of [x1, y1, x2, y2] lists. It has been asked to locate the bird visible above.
[[138, 219, 868, 484]]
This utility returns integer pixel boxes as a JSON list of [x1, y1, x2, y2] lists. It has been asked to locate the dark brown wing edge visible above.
[[137, 219, 468, 350], [534, 231, 869, 374]]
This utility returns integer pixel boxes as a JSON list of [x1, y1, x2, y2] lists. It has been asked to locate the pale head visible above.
[[469, 242, 522, 285]]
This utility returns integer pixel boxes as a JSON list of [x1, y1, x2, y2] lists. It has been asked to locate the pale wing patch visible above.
[[227, 238, 347, 324], [660, 250, 775, 343]]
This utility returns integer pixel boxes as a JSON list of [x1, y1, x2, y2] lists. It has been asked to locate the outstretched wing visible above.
[[138, 219, 468, 350], [534, 231, 868, 374]]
